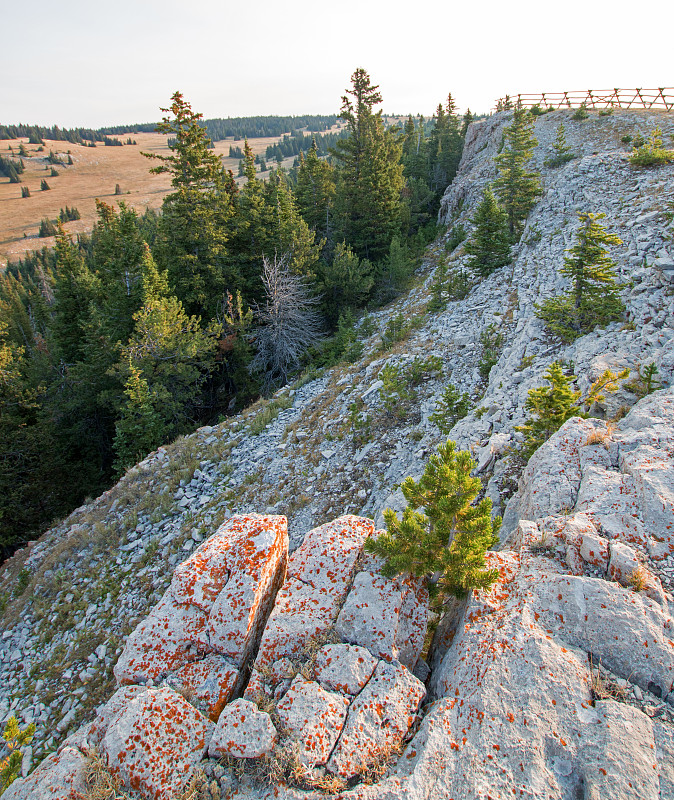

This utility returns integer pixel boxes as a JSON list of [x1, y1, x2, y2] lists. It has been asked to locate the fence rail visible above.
[[495, 89, 674, 112]]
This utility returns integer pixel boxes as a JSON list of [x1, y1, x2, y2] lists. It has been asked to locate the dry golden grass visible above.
[[0, 131, 303, 268]]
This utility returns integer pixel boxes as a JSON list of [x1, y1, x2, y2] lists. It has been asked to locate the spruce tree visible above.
[[463, 186, 512, 276], [144, 92, 236, 318], [295, 138, 336, 244], [516, 362, 581, 459], [314, 241, 373, 325], [536, 212, 624, 341], [365, 439, 500, 601], [113, 362, 165, 474], [544, 122, 575, 168], [494, 107, 541, 237], [333, 68, 404, 262]]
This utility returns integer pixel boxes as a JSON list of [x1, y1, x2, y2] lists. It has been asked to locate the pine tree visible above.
[[40, 179, 50, 191], [333, 68, 404, 262], [545, 123, 575, 168], [536, 212, 624, 341], [494, 107, 541, 237], [365, 439, 500, 601], [314, 241, 374, 325], [112, 362, 165, 474], [144, 92, 237, 318], [516, 362, 581, 459], [295, 138, 336, 244], [463, 186, 512, 276]]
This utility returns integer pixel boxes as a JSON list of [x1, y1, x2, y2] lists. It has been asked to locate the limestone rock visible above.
[[114, 514, 288, 686], [275, 676, 349, 767], [0, 745, 87, 800], [335, 571, 428, 669], [255, 516, 373, 669], [314, 643, 378, 696], [327, 659, 426, 779], [100, 686, 212, 800], [165, 654, 239, 721], [208, 699, 277, 759]]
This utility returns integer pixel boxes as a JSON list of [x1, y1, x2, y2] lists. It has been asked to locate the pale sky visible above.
[[1, 0, 672, 129]]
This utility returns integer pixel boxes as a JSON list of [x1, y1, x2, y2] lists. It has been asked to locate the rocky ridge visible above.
[[1, 108, 673, 795]]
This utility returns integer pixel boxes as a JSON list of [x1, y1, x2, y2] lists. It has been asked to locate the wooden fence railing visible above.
[[495, 89, 674, 112]]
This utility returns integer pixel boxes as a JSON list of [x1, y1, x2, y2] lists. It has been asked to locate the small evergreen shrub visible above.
[[544, 123, 576, 168], [478, 324, 504, 378], [572, 104, 589, 120], [430, 383, 472, 434], [445, 224, 467, 251], [629, 128, 674, 168], [40, 179, 50, 191], [623, 362, 661, 397], [365, 439, 500, 601], [21, 186, 30, 198], [38, 218, 58, 237]]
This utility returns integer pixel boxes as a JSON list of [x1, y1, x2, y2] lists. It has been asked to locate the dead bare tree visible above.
[[250, 254, 323, 392]]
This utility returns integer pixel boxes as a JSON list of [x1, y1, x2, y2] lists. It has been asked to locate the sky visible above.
[[1, 0, 672, 129]]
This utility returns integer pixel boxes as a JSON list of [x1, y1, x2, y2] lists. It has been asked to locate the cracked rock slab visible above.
[[208, 698, 277, 759], [276, 676, 349, 767], [327, 659, 426, 779]]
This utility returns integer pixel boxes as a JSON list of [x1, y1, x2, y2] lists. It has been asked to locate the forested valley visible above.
[[0, 69, 469, 557]]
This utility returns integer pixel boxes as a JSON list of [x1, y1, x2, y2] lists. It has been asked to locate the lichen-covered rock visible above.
[[335, 571, 428, 669], [208, 698, 277, 759], [113, 593, 210, 684], [165, 654, 239, 721], [276, 676, 349, 767], [327, 660, 426, 779], [255, 516, 373, 669], [114, 514, 287, 687], [100, 686, 212, 800], [207, 514, 288, 666], [314, 643, 378, 696], [0, 745, 87, 800]]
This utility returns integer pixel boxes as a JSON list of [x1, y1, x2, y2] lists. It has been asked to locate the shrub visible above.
[[365, 439, 500, 601], [544, 123, 576, 168], [629, 128, 674, 168], [572, 104, 589, 120], [114, 183, 122, 195], [430, 383, 472, 434], [21, 186, 30, 198], [379, 313, 412, 351], [445, 224, 467, 251], [0, 716, 35, 794], [478, 324, 504, 378], [40, 179, 50, 191]]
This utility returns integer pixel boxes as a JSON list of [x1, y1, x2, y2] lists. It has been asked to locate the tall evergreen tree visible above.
[[314, 241, 373, 325], [333, 68, 404, 262], [536, 212, 624, 340], [144, 92, 237, 318], [463, 186, 512, 276], [295, 138, 336, 246], [494, 107, 541, 237]]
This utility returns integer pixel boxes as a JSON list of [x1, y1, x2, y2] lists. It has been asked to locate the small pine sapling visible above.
[[516, 362, 581, 459], [544, 123, 575, 168], [629, 128, 674, 168], [1, 716, 35, 794], [365, 439, 500, 601], [430, 383, 472, 434], [463, 186, 512, 277], [582, 367, 630, 412], [623, 362, 662, 397]]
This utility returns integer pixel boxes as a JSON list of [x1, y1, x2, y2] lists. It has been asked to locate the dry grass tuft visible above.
[[79, 750, 131, 799], [629, 566, 648, 592], [174, 770, 208, 800], [585, 424, 614, 449], [353, 742, 403, 785]]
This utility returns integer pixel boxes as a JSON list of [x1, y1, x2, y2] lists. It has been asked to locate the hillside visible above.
[[1, 108, 673, 799], [0, 128, 331, 268]]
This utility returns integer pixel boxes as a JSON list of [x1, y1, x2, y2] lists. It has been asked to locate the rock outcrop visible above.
[[2, 109, 674, 798], [5, 514, 429, 798]]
